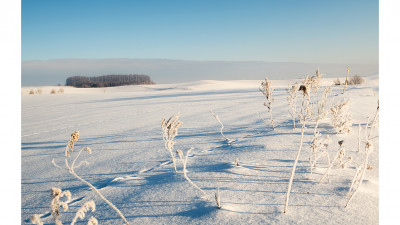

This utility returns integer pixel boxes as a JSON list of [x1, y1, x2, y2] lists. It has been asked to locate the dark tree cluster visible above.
[[65, 74, 155, 88]]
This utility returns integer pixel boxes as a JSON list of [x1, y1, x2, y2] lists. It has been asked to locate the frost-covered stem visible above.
[[71, 201, 96, 225], [210, 109, 230, 141], [215, 187, 221, 209], [357, 123, 361, 152], [345, 142, 373, 207], [318, 143, 343, 184], [67, 165, 130, 224], [165, 141, 178, 172], [368, 100, 379, 139], [54, 132, 130, 225], [161, 113, 182, 172], [182, 148, 210, 201], [287, 84, 298, 129], [284, 120, 306, 213], [260, 77, 275, 131]]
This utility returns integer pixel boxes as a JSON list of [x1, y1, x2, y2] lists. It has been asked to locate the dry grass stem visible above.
[[210, 109, 230, 141]]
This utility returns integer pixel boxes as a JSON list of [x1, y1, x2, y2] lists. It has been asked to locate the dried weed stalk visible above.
[[161, 113, 183, 172], [210, 109, 230, 141], [345, 141, 373, 207], [52, 131, 130, 225], [284, 77, 311, 213], [177, 148, 210, 201], [260, 77, 275, 131], [286, 84, 299, 129]]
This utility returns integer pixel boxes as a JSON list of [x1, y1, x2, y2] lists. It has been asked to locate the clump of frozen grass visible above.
[[330, 99, 352, 134], [177, 148, 210, 201], [215, 187, 221, 209], [286, 83, 299, 129], [284, 76, 311, 213], [210, 109, 230, 141], [51, 88, 57, 94], [260, 77, 275, 131], [52, 131, 130, 225], [348, 75, 365, 85], [345, 141, 373, 208], [161, 113, 183, 172], [71, 201, 96, 225]]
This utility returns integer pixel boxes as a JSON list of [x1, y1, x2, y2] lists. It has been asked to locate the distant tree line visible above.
[[65, 74, 155, 88]]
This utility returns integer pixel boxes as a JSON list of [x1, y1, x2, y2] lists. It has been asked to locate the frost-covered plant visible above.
[[215, 187, 221, 209], [161, 113, 183, 172], [50, 187, 71, 225], [52, 131, 130, 225], [319, 86, 331, 119], [286, 84, 299, 129], [29, 89, 35, 94], [177, 148, 210, 201], [71, 201, 96, 225], [210, 109, 230, 141], [318, 140, 345, 184], [345, 141, 373, 207], [331, 100, 352, 134], [309, 131, 331, 176], [51, 88, 57, 94], [260, 77, 275, 131], [31, 187, 97, 225], [284, 77, 311, 213], [310, 68, 322, 117]]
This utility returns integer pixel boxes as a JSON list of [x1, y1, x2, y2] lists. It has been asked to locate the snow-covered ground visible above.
[[21, 76, 379, 224]]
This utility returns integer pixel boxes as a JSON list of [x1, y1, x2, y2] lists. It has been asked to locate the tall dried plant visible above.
[[260, 77, 275, 131], [161, 113, 183, 172], [283, 78, 311, 213], [52, 131, 130, 225]]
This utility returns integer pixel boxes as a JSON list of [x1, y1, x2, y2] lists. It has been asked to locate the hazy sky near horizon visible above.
[[22, 0, 378, 64]]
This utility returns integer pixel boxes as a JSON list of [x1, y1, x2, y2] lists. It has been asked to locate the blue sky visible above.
[[22, 0, 378, 64]]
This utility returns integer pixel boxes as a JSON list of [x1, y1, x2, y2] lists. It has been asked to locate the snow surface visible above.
[[21, 76, 379, 224]]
